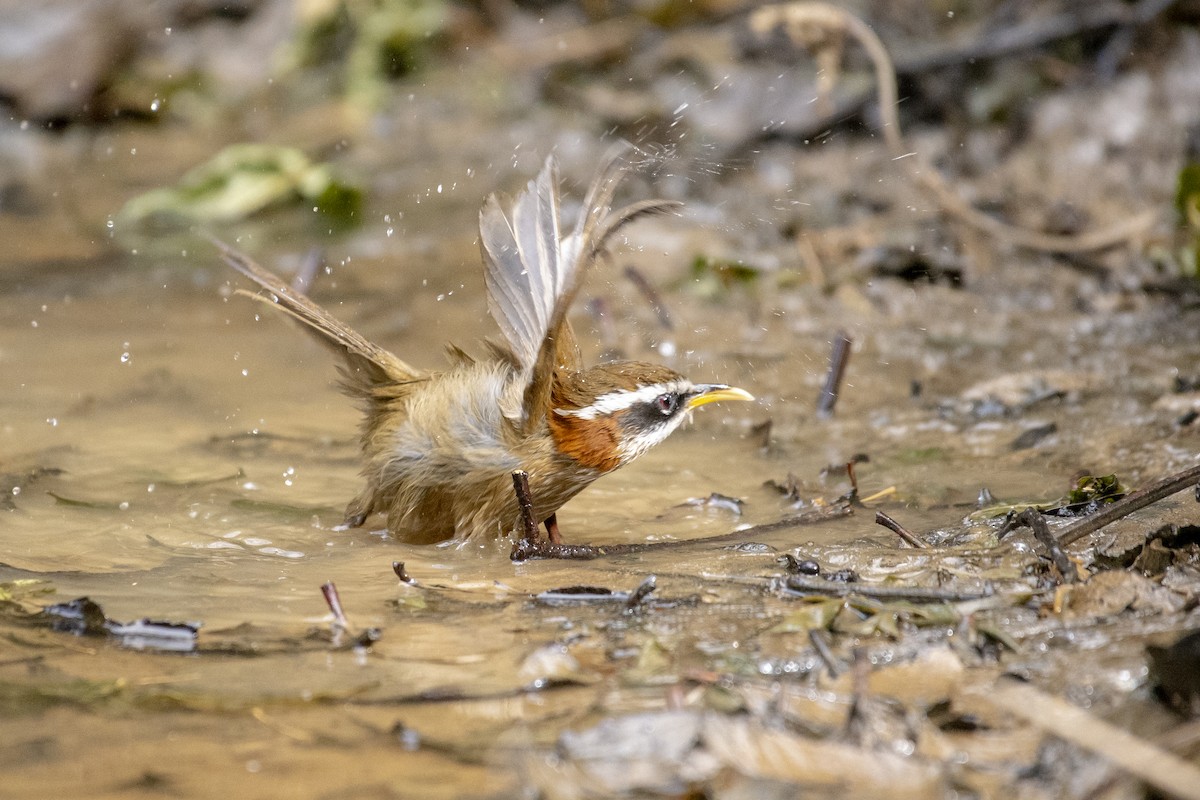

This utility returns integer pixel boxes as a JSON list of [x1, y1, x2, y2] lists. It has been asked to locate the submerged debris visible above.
[[535, 576, 658, 609], [675, 492, 745, 515], [975, 472, 1128, 520], [43, 597, 199, 653], [320, 581, 380, 649]]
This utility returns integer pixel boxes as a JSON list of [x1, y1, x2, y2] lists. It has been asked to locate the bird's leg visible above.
[[509, 472, 583, 560], [544, 513, 563, 544]]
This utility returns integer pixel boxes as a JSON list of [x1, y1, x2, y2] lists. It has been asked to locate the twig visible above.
[[623, 265, 673, 330], [751, 3, 1157, 254], [625, 576, 658, 609], [977, 678, 1200, 800], [808, 629, 841, 678], [512, 502, 853, 562], [843, 458, 861, 502], [816, 330, 852, 419], [392, 561, 416, 584], [321, 581, 349, 632], [783, 574, 993, 602], [846, 646, 872, 741], [1003, 508, 1076, 582], [874, 510, 929, 549], [1056, 462, 1200, 547], [348, 679, 583, 707]]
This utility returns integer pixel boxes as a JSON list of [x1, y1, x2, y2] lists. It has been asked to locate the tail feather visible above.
[[213, 238, 420, 393]]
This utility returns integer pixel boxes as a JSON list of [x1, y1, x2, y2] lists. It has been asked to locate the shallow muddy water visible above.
[[5, 15, 1200, 799]]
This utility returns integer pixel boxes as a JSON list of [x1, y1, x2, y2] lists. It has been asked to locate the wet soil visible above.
[[3, 3, 1200, 799]]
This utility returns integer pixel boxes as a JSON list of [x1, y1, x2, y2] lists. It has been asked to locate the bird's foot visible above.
[[510, 471, 585, 560]]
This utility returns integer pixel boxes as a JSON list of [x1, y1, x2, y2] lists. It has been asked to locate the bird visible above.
[[217, 145, 754, 545]]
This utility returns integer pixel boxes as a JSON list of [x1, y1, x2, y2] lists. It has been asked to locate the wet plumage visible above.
[[218, 146, 752, 543]]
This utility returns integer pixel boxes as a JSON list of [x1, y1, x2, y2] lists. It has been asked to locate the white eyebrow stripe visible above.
[[554, 381, 692, 420]]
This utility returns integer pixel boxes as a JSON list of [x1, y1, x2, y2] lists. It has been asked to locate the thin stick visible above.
[[320, 581, 349, 631], [874, 510, 929, 549], [1004, 508, 1076, 582], [511, 502, 853, 562], [808, 629, 841, 678], [511, 470, 539, 545], [392, 561, 416, 585], [816, 331, 852, 419], [625, 576, 658, 609], [783, 574, 994, 602], [1056, 462, 1200, 546], [979, 678, 1200, 800], [623, 265, 673, 330]]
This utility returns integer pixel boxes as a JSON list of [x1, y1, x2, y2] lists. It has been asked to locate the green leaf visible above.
[[116, 144, 363, 227], [1174, 162, 1200, 229], [767, 598, 842, 634], [971, 473, 1127, 520]]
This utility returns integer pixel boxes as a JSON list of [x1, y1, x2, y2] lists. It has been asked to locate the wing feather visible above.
[[481, 198, 540, 363], [478, 144, 682, 433]]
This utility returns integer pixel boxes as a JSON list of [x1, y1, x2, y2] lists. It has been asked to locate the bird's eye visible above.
[[655, 394, 677, 415]]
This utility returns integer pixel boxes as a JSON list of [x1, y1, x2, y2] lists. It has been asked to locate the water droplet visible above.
[[11, 486, 20, 496], [120, 352, 131, 364], [118, 501, 130, 511], [46, 417, 57, 427], [150, 99, 160, 112], [386, 227, 394, 237], [241, 369, 249, 377]]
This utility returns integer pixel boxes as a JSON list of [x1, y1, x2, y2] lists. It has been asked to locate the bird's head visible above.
[[548, 362, 754, 472]]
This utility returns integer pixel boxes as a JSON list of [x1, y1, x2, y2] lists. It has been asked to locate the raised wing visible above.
[[479, 157, 565, 373], [478, 145, 681, 432]]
